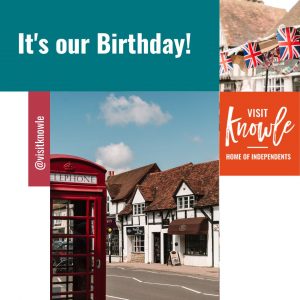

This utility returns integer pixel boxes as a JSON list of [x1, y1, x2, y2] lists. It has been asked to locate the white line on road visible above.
[[128, 268, 219, 282], [106, 295, 130, 300], [107, 275, 219, 297]]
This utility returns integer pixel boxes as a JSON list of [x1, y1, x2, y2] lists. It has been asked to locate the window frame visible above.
[[177, 195, 195, 210], [133, 235, 145, 253], [133, 203, 145, 215]]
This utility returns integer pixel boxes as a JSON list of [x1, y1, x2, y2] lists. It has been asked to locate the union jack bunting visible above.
[[276, 26, 300, 61], [241, 42, 264, 69], [219, 51, 233, 75]]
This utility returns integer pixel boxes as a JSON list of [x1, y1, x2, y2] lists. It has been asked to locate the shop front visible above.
[[168, 217, 212, 267], [124, 226, 145, 263]]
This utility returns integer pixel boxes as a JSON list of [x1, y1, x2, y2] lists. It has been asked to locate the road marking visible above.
[[112, 267, 219, 282], [107, 275, 219, 297], [106, 295, 130, 300], [132, 269, 219, 282]]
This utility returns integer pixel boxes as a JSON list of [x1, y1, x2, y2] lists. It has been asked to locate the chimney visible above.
[[107, 170, 115, 178]]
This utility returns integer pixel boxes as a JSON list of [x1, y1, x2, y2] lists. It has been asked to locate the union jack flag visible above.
[[241, 42, 264, 69], [219, 51, 233, 75], [276, 26, 300, 61]]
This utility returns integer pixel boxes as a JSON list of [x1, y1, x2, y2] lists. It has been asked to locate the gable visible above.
[[176, 182, 193, 197], [132, 188, 146, 204]]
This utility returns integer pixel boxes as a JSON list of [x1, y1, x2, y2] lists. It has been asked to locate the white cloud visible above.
[[100, 94, 172, 126], [95, 142, 133, 174]]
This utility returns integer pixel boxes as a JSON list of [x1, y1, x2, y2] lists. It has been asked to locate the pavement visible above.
[[107, 262, 219, 279], [106, 263, 219, 300]]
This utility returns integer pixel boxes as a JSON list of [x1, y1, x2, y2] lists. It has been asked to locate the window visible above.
[[293, 76, 300, 91], [266, 77, 284, 92], [177, 195, 195, 210], [53, 210, 62, 226], [106, 229, 119, 256], [133, 235, 144, 253], [133, 203, 145, 215], [224, 82, 236, 92], [107, 197, 110, 214], [185, 235, 207, 256]]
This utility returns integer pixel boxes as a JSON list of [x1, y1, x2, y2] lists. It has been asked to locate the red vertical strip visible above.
[[28, 92, 50, 186]]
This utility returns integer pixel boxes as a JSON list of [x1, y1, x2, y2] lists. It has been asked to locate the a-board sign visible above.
[[169, 250, 180, 266]]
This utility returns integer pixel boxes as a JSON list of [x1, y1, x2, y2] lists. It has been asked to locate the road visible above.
[[106, 266, 219, 300]]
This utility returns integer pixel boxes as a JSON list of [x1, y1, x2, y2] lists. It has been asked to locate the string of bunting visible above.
[[220, 25, 300, 76]]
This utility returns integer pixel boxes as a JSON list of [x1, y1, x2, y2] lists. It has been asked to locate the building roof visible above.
[[270, 0, 300, 32], [106, 163, 160, 202], [119, 161, 219, 215], [221, 0, 286, 47]]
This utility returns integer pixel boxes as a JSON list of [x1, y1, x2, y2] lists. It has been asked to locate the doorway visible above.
[[153, 233, 161, 263], [164, 233, 172, 264]]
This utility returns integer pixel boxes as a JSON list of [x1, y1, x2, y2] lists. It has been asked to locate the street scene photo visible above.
[[50, 92, 219, 300]]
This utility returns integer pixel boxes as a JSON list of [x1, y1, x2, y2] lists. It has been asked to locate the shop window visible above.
[[177, 195, 195, 210], [133, 235, 144, 253], [185, 235, 207, 256], [106, 229, 119, 255], [133, 203, 145, 215]]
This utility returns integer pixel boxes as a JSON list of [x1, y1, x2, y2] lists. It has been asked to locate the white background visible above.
[[0, 92, 299, 299], [0, 93, 49, 299], [221, 176, 300, 300]]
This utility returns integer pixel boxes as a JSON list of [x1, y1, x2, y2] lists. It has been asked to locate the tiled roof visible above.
[[119, 161, 219, 215], [106, 163, 160, 202], [221, 0, 286, 47], [270, 1, 300, 32]]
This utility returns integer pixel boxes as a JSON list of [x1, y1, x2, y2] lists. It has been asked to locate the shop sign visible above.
[[50, 173, 97, 184], [126, 226, 144, 236]]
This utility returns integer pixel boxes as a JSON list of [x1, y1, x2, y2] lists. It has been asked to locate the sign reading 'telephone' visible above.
[[50, 173, 97, 184]]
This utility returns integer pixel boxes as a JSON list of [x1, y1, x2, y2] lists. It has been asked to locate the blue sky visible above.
[[51, 92, 218, 172]]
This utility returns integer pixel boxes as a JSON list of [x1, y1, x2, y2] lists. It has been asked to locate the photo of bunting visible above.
[[220, 51, 234, 75], [220, 1, 300, 92], [219, 25, 300, 75], [276, 26, 300, 60], [241, 42, 264, 69]]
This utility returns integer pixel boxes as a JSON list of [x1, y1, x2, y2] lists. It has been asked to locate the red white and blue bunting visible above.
[[220, 25, 300, 76]]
